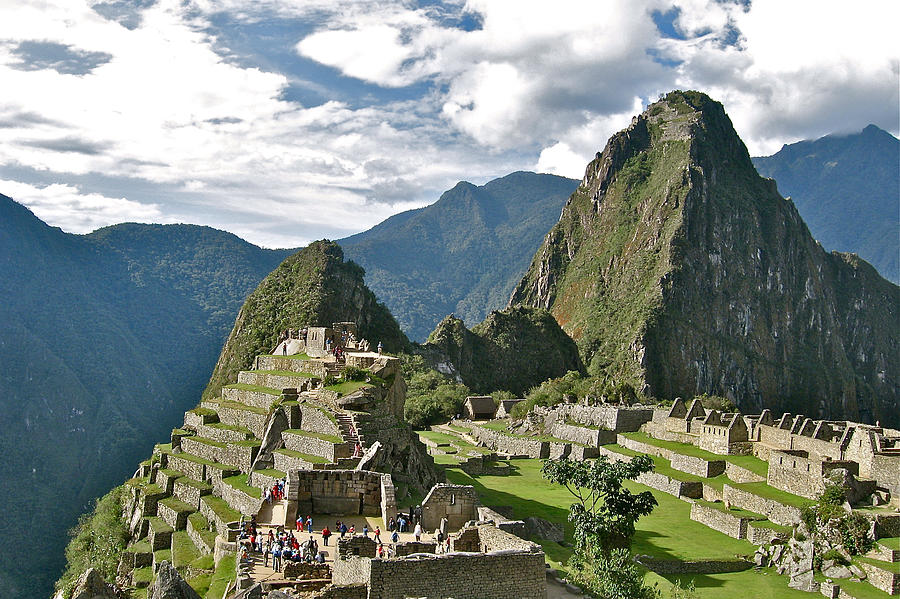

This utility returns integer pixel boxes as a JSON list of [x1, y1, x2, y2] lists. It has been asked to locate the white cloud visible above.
[[0, 179, 164, 233]]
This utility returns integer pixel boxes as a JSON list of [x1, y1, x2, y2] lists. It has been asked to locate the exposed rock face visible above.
[[70, 568, 121, 599], [149, 562, 201, 599], [421, 306, 584, 395], [204, 240, 409, 400], [511, 91, 899, 425]]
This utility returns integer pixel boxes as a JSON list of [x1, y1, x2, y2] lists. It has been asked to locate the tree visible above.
[[542, 455, 658, 552], [542, 455, 660, 599]]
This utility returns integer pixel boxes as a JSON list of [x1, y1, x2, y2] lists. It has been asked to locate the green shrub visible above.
[[341, 366, 368, 381]]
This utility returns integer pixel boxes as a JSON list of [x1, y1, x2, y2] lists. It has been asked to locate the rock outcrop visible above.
[[511, 91, 899, 425], [149, 562, 201, 599], [420, 306, 584, 395], [69, 568, 122, 599]]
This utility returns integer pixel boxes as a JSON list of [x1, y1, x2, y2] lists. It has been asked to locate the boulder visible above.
[[821, 563, 852, 579], [71, 568, 121, 599], [753, 548, 768, 567], [524, 517, 564, 542], [788, 569, 819, 593], [149, 562, 201, 599], [849, 563, 867, 579]]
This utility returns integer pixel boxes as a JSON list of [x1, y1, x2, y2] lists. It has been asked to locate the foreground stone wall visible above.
[[548, 421, 615, 446], [689, 502, 753, 539], [365, 552, 546, 599], [299, 403, 342, 437], [464, 422, 549, 458]]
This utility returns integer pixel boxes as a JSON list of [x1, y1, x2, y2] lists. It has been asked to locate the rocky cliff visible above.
[[203, 240, 408, 400], [511, 91, 899, 425], [421, 306, 584, 396]]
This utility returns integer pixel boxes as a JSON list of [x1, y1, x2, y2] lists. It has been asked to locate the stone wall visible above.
[[860, 561, 900, 595], [173, 478, 211, 510], [221, 386, 280, 411], [421, 484, 479, 531], [722, 484, 803, 526], [157, 500, 191, 530], [548, 421, 616, 446], [464, 422, 549, 458], [283, 562, 331, 580], [215, 479, 261, 516], [337, 535, 378, 559], [689, 502, 753, 539], [766, 450, 859, 500], [299, 403, 341, 437], [338, 551, 546, 599], [194, 423, 252, 444], [207, 402, 269, 438], [669, 453, 726, 478], [633, 555, 752, 575], [283, 430, 349, 461], [745, 523, 789, 545], [256, 355, 327, 378], [187, 514, 215, 553], [724, 462, 766, 483], [164, 453, 205, 482], [309, 583, 368, 599], [238, 370, 316, 391], [291, 470, 394, 524], [394, 541, 436, 556], [636, 471, 703, 499], [552, 404, 654, 432], [548, 442, 571, 459], [569, 445, 600, 460]]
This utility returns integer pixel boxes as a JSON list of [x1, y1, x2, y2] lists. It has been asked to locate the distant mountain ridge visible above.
[[0, 195, 291, 599], [339, 171, 578, 341], [753, 124, 899, 283]]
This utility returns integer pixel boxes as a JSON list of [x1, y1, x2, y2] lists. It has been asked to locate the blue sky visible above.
[[0, 0, 897, 248]]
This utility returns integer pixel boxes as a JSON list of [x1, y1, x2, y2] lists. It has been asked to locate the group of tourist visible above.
[[265, 530, 325, 571], [387, 505, 422, 534], [295, 514, 313, 533], [264, 478, 287, 504]]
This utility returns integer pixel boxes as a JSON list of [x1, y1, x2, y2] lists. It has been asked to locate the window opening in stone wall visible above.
[[450, 494, 455, 505]]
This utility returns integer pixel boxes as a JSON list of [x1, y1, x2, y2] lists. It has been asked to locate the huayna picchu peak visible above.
[[511, 90, 899, 426]]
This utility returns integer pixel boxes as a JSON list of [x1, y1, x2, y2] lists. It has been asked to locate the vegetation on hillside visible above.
[[0, 195, 290, 599], [55, 485, 129, 598], [401, 354, 471, 429], [419, 306, 584, 396]]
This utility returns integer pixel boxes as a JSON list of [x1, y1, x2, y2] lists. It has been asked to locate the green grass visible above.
[[187, 512, 218, 549], [158, 468, 183, 479], [304, 401, 339, 425], [142, 483, 166, 496], [252, 368, 320, 379], [324, 380, 372, 395], [159, 496, 196, 514], [128, 539, 152, 554], [206, 422, 253, 435], [283, 428, 343, 444], [693, 499, 766, 520], [172, 531, 201, 566], [621, 432, 769, 476], [213, 399, 269, 415], [201, 495, 241, 523], [439, 458, 812, 598], [191, 553, 215, 570], [857, 556, 900, 574], [748, 520, 793, 533], [821, 575, 893, 599], [273, 448, 330, 464], [145, 516, 174, 534], [189, 407, 217, 417], [223, 474, 261, 498], [447, 424, 471, 433], [206, 553, 236, 599], [602, 444, 708, 484], [186, 435, 226, 449], [878, 537, 899, 550], [418, 429, 493, 455], [176, 477, 212, 492], [224, 382, 280, 395], [153, 548, 172, 563], [729, 481, 814, 509], [132, 566, 153, 586]]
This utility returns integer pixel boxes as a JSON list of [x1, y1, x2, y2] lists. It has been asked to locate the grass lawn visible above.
[[878, 537, 899, 550], [818, 575, 893, 598], [283, 428, 343, 444], [857, 556, 900, 574], [447, 424, 471, 433], [440, 458, 811, 598], [274, 448, 331, 464], [206, 553, 236, 599], [224, 382, 280, 395], [693, 499, 766, 520], [172, 531, 201, 566], [223, 474, 261, 498], [417, 430, 492, 455], [621, 432, 769, 476]]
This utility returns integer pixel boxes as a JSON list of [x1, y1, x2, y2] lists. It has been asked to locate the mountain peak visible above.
[[512, 90, 898, 424]]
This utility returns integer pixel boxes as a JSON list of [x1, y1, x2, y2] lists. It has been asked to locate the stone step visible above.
[[157, 496, 196, 531], [173, 476, 213, 510], [202, 399, 269, 438], [196, 422, 255, 443], [222, 384, 282, 411], [273, 448, 331, 472], [238, 370, 319, 392], [178, 436, 261, 474]]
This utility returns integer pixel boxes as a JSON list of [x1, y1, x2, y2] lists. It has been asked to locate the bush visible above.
[[695, 393, 736, 412], [569, 548, 660, 599], [341, 366, 368, 381], [400, 353, 471, 429]]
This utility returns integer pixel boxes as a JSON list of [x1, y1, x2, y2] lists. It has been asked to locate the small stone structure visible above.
[[495, 398, 524, 418], [289, 469, 397, 526], [420, 484, 479, 531]]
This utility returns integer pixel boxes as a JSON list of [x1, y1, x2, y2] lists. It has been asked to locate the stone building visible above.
[[462, 396, 497, 420]]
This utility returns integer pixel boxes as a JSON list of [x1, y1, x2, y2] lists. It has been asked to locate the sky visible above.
[[0, 0, 897, 248]]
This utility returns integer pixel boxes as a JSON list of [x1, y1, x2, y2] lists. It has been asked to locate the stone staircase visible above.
[[336, 413, 360, 447]]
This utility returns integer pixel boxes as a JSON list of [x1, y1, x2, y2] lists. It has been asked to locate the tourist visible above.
[[306, 515, 313, 531], [377, 543, 385, 558], [315, 551, 325, 564], [391, 529, 399, 544], [272, 542, 282, 572], [339, 521, 348, 538], [436, 530, 444, 552], [374, 526, 381, 543], [387, 517, 396, 532], [413, 522, 422, 542], [296, 516, 303, 531], [321, 525, 331, 546], [263, 540, 270, 567], [354, 442, 362, 457], [377, 341, 383, 354], [348, 524, 356, 536], [398, 515, 407, 532], [363, 524, 369, 538]]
